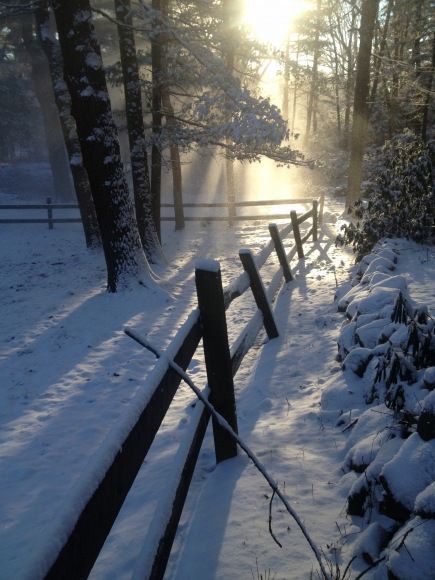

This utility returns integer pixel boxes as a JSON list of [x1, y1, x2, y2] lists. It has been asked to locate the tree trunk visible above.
[[151, 0, 163, 241], [305, 0, 322, 142], [421, 31, 435, 142], [51, 0, 155, 292], [115, 0, 164, 263], [282, 32, 290, 122], [412, 0, 424, 79], [370, 0, 393, 108], [223, 0, 237, 226], [161, 0, 184, 231], [329, 14, 342, 140], [347, 0, 379, 207], [344, 1, 358, 146], [291, 37, 300, 135], [34, 2, 101, 249], [162, 92, 185, 230], [22, 14, 74, 202], [412, 0, 426, 135]]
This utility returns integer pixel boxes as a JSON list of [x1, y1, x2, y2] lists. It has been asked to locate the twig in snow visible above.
[[268, 489, 282, 548], [353, 556, 386, 579], [125, 328, 331, 580], [341, 555, 357, 579], [341, 418, 358, 433]]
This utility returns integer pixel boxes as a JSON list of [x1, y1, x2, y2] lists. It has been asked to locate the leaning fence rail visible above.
[[41, 199, 322, 580], [0, 195, 324, 228]]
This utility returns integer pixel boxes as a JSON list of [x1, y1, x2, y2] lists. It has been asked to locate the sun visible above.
[[242, 0, 312, 48]]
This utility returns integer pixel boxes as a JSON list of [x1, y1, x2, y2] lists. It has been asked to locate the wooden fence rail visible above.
[[43, 200, 323, 580], [0, 195, 324, 228]]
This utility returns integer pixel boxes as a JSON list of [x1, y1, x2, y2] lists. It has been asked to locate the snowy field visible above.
[[1, 186, 434, 579]]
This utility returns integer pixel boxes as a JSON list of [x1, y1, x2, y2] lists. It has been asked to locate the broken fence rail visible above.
[[43, 201, 321, 580]]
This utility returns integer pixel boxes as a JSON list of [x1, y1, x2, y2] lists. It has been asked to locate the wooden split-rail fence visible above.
[[37, 196, 324, 579], [0, 195, 325, 227]]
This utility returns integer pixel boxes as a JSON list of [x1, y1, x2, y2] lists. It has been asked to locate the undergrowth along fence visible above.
[[44, 199, 323, 580], [0, 195, 325, 228]]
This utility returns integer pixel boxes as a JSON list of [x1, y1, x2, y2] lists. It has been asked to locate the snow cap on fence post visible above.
[[195, 261, 238, 463]]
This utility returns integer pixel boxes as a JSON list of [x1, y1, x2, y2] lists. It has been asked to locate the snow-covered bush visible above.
[[337, 132, 435, 259], [323, 240, 435, 578]]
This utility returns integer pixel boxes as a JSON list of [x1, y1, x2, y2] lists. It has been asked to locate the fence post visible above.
[[318, 194, 325, 226], [47, 196, 53, 230], [239, 250, 279, 339], [290, 210, 304, 258], [312, 199, 318, 242], [226, 159, 236, 227], [228, 199, 236, 226], [268, 223, 293, 283], [195, 262, 238, 463]]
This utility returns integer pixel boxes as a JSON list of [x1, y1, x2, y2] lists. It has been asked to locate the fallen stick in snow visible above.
[[341, 418, 358, 433], [125, 328, 331, 580]]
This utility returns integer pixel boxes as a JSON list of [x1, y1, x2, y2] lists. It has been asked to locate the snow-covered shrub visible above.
[[323, 240, 435, 578], [337, 132, 435, 259]]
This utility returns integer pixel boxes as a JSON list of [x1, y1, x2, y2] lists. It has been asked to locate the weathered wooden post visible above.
[[268, 223, 293, 283], [239, 249, 279, 339], [312, 199, 318, 242], [290, 210, 304, 258], [47, 196, 53, 230], [195, 261, 238, 463]]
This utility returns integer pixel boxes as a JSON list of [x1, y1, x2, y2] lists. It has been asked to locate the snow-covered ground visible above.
[[1, 182, 434, 579]]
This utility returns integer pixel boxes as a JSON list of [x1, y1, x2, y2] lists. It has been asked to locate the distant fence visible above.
[[43, 200, 323, 579], [0, 195, 325, 228], [0, 197, 78, 229]]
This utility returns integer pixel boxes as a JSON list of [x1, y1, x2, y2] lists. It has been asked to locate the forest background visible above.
[[1, 0, 433, 288]]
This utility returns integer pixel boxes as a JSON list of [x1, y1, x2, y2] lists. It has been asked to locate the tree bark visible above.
[[34, 2, 101, 249], [51, 0, 155, 292], [115, 0, 164, 262], [347, 0, 379, 207]]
